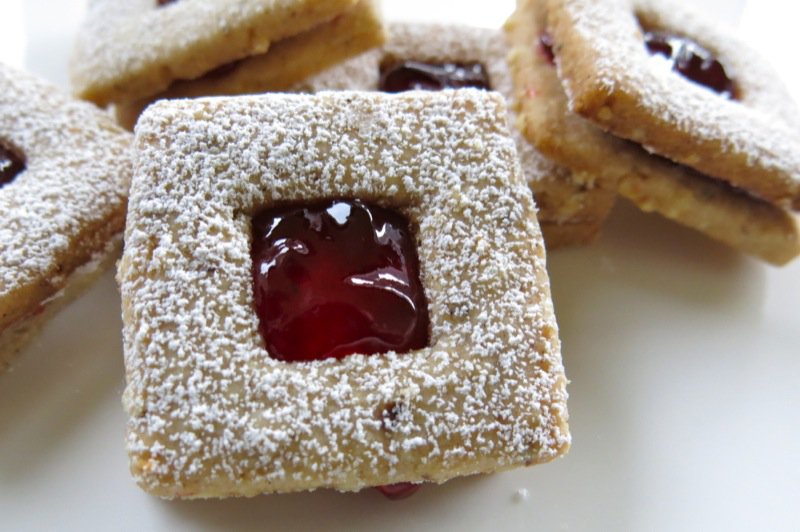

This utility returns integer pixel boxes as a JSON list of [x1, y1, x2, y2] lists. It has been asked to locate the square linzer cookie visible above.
[[0, 63, 132, 370], [118, 90, 570, 498], [71, 0, 376, 108], [114, 0, 385, 129], [292, 22, 616, 248], [545, 0, 800, 210], [506, 0, 800, 265]]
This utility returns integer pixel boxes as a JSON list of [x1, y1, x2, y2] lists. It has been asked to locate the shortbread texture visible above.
[[547, 0, 800, 210], [71, 0, 360, 106], [119, 91, 570, 498], [0, 63, 132, 368]]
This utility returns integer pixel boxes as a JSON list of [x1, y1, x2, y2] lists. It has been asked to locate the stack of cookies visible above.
[[82, 0, 615, 248], [506, 0, 800, 265]]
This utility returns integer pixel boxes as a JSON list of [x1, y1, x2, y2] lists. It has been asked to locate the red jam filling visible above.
[[538, 32, 556, 66], [379, 61, 491, 92], [251, 199, 429, 363], [0, 140, 25, 187], [199, 59, 244, 81], [375, 482, 421, 500], [156, 0, 177, 6], [644, 31, 736, 98], [251, 200, 429, 499]]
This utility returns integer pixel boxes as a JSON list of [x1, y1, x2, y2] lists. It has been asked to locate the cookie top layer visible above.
[[70, 0, 359, 106], [546, 0, 800, 209], [0, 62, 132, 332], [120, 90, 569, 497]]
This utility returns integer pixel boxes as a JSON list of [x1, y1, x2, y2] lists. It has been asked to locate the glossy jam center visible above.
[[644, 31, 736, 98], [379, 61, 491, 92], [0, 140, 25, 187], [156, 0, 177, 6], [251, 199, 429, 363]]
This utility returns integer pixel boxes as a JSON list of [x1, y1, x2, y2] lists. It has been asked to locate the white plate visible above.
[[1, 1, 799, 530]]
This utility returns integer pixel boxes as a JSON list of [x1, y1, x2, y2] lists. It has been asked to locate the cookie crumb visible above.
[[513, 488, 530, 502]]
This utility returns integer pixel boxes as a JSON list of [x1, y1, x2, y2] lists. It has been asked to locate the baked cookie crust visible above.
[[0, 63, 132, 369], [505, 0, 800, 265], [546, 0, 800, 210], [71, 0, 362, 107], [119, 90, 570, 497]]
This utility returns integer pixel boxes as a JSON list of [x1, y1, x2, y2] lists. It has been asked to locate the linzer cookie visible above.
[[0, 63, 131, 371], [545, 0, 800, 210], [115, 0, 385, 129], [293, 22, 616, 248], [506, 0, 800, 265], [118, 90, 570, 497], [71, 0, 373, 108]]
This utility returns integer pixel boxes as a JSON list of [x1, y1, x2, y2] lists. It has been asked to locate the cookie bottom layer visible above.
[[0, 235, 123, 372]]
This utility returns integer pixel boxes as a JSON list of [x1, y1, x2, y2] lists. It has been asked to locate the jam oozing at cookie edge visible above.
[[379, 61, 491, 92], [375, 482, 422, 500], [538, 32, 557, 66], [251, 199, 429, 363], [199, 59, 244, 81], [644, 32, 736, 98], [0, 140, 25, 188]]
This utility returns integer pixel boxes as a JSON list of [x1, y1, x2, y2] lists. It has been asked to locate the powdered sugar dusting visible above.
[[119, 90, 569, 497], [0, 62, 131, 334]]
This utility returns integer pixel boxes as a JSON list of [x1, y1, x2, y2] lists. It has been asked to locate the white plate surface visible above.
[[1, 1, 798, 531]]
